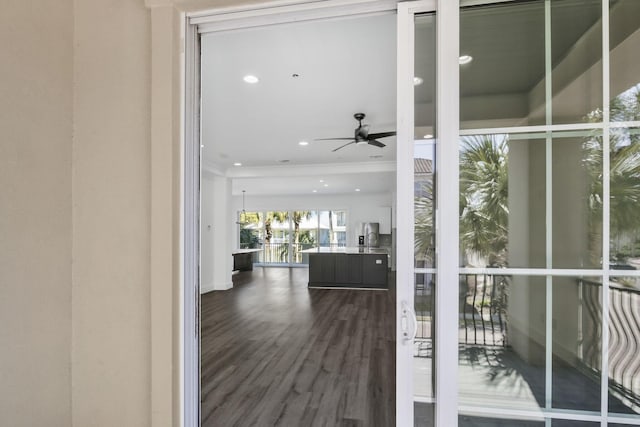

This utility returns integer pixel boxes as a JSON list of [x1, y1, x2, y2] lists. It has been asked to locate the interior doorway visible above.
[[197, 8, 400, 426]]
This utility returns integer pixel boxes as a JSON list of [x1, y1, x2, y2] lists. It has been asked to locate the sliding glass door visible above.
[[457, 1, 640, 425], [398, 0, 640, 425], [397, 1, 452, 426]]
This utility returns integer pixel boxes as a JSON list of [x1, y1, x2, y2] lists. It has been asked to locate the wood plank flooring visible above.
[[200, 267, 396, 427]]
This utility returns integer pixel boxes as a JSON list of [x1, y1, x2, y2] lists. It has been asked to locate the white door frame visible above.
[[396, 1, 459, 425], [182, 1, 459, 425]]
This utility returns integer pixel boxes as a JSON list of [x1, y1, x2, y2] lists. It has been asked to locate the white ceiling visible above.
[[231, 171, 396, 196], [199, 2, 608, 196], [200, 13, 398, 196]]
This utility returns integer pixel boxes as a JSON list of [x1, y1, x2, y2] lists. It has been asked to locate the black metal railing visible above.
[[579, 278, 640, 412], [250, 242, 347, 264], [414, 273, 510, 354], [459, 274, 509, 347], [414, 273, 640, 410], [414, 271, 435, 358]]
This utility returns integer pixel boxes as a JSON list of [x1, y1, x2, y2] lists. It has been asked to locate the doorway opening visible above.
[[198, 10, 399, 426]]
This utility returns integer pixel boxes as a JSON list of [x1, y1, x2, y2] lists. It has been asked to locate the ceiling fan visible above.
[[315, 113, 396, 152]]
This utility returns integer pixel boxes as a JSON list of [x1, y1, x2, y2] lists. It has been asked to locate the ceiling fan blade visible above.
[[315, 137, 354, 141], [368, 140, 386, 148], [332, 141, 357, 152], [367, 131, 396, 139]]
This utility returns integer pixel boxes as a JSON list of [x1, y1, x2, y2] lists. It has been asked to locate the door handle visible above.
[[400, 301, 417, 342]]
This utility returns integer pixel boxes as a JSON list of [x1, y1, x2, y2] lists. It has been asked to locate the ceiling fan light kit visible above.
[[314, 112, 396, 152]]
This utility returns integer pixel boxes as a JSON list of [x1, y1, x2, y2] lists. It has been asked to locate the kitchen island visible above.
[[300, 247, 389, 289], [232, 248, 262, 272]]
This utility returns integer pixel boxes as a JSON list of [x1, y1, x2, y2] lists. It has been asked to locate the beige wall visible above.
[[0, 1, 73, 426], [72, 0, 151, 426]]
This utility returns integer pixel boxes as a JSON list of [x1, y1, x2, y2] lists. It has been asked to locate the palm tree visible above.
[[264, 211, 288, 244], [292, 211, 312, 245], [584, 84, 640, 264], [413, 136, 509, 267], [292, 210, 312, 262], [459, 134, 509, 267], [239, 211, 262, 249], [414, 179, 434, 264]]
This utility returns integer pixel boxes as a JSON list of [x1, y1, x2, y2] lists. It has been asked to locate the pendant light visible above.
[[236, 190, 247, 225]]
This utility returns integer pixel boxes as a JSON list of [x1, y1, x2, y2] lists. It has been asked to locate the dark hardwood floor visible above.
[[200, 267, 396, 427]]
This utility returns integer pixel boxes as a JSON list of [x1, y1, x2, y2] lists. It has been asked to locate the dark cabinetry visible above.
[[309, 254, 335, 284], [335, 254, 363, 284], [362, 255, 388, 287], [308, 252, 387, 288], [233, 252, 253, 271]]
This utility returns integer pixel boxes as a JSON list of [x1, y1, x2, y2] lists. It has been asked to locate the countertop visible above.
[[299, 247, 389, 255], [232, 248, 262, 255]]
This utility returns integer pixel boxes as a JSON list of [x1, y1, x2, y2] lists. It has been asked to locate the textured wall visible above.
[[72, 0, 151, 425], [0, 1, 73, 425]]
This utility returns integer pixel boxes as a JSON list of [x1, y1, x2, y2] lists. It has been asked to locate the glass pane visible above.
[[552, 132, 603, 269], [414, 12, 436, 408], [608, 278, 640, 416], [459, 132, 603, 269], [292, 210, 317, 265], [459, 416, 601, 426], [460, 1, 545, 129], [459, 274, 546, 410], [415, 140, 435, 269], [239, 211, 263, 248], [414, 402, 434, 427], [549, 0, 602, 125], [551, 277, 602, 412], [414, 272, 434, 399], [460, 134, 545, 268], [609, 128, 640, 269], [414, 13, 436, 140], [610, 0, 640, 123], [264, 211, 289, 263], [552, 421, 600, 426], [459, 414, 544, 426], [318, 210, 347, 249]]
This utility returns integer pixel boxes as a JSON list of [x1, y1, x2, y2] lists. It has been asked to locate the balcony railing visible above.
[[459, 274, 509, 347], [413, 273, 640, 412], [579, 278, 640, 413], [414, 273, 509, 349], [240, 242, 347, 264]]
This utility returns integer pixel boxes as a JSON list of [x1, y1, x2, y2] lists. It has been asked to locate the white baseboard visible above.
[[201, 280, 233, 294], [200, 282, 214, 294]]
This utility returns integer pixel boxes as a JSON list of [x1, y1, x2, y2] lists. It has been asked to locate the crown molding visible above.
[[145, 0, 175, 8], [202, 159, 226, 176], [225, 160, 396, 178]]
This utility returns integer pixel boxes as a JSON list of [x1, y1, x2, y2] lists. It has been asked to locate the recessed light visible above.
[[233, 162, 242, 166], [323, 184, 329, 187], [312, 190, 317, 193], [298, 141, 309, 146], [424, 134, 433, 139], [319, 179, 324, 183], [459, 55, 473, 65], [201, 144, 204, 148], [355, 188, 361, 192], [243, 75, 259, 84], [413, 76, 424, 86]]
